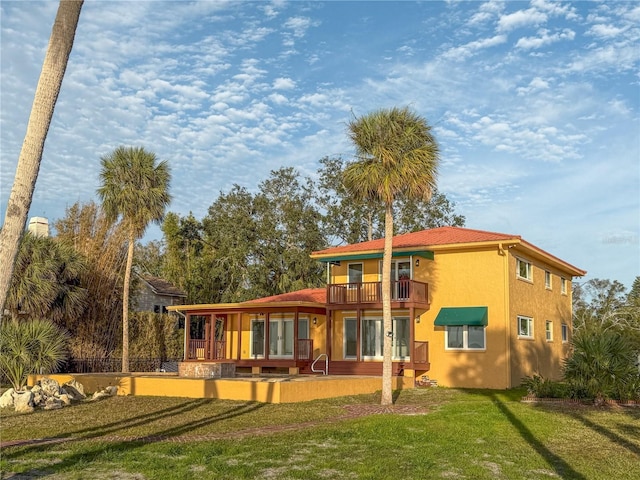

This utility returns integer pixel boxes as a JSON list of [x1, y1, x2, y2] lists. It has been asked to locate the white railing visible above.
[[311, 353, 328, 375]]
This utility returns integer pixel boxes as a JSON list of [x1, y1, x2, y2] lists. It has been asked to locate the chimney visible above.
[[28, 217, 49, 237]]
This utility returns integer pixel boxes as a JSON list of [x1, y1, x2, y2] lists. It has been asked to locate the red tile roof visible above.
[[311, 226, 520, 256], [248, 288, 327, 304], [311, 226, 585, 276]]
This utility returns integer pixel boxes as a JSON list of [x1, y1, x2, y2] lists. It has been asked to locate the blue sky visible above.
[[1, 0, 638, 290]]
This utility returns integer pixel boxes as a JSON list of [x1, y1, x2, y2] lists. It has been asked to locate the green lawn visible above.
[[1, 388, 638, 479]]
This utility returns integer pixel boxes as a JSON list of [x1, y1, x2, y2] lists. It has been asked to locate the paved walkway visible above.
[[0, 404, 427, 448]]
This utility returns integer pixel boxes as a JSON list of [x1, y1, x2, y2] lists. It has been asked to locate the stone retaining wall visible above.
[[178, 362, 236, 378]]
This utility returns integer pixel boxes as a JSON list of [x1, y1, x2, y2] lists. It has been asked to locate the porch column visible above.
[[205, 315, 211, 360], [236, 313, 242, 361], [293, 309, 299, 360], [356, 308, 361, 362], [265, 312, 270, 360], [409, 306, 415, 370], [184, 314, 191, 360], [326, 308, 331, 362]]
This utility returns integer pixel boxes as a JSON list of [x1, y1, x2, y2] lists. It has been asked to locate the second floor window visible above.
[[545, 271, 552, 289], [348, 263, 363, 285], [517, 258, 533, 281]]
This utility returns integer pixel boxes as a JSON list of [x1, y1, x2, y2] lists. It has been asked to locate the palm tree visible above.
[[97, 146, 171, 373], [5, 232, 87, 324], [0, 318, 69, 392], [343, 106, 439, 405], [0, 0, 84, 318]]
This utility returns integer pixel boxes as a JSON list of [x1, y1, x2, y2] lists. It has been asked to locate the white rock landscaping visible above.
[[0, 377, 116, 413]]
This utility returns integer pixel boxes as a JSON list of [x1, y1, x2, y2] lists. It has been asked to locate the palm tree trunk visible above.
[[381, 203, 394, 405], [122, 231, 135, 373], [0, 0, 83, 317]]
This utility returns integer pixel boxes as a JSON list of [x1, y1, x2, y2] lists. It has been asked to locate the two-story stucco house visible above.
[[170, 226, 585, 389]]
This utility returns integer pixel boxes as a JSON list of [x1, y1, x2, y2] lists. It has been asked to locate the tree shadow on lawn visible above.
[[486, 392, 589, 480], [2, 399, 265, 468], [547, 403, 640, 458]]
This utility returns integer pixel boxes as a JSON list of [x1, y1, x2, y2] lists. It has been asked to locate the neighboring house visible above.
[[169, 226, 586, 388], [134, 274, 187, 314]]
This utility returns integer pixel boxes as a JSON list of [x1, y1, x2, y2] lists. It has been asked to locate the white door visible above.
[[269, 318, 294, 358], [361, 318, 383, 360]]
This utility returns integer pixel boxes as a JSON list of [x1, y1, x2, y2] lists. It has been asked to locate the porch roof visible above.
[[167, 288, 327, 313]]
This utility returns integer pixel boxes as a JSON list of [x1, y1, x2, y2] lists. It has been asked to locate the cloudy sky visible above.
[[1, 0, 638, 290]]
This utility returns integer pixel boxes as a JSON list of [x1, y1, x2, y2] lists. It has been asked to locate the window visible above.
[[378, 260, 412, 299], [545, 271, 552, 289], [393, 317, 410, 359], [250, 318, 265, 358], [517, 316, 533, 339], [545, 321, 553, 342], [445, 325, 486, 350], [348, 263, 363, 285], [561, 323, 569, 343], [344, 318, 357, 358], [344, 316, 411, 360], [516, 258, 532, 281], [362, 318, 383, 359], [561, 277, 567, 294]]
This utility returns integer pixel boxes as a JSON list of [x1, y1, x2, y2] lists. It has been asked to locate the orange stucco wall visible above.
[[417, 246, 511, 389], [29, 373, 414, 403], [326, 244, 575, 389], [508, 249, 573, 386]]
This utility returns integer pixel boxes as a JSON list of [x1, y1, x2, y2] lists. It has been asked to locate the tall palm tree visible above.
[[0, 0, 84, 318], [343, 106, 439, 405], [97, 146, 171, 373]]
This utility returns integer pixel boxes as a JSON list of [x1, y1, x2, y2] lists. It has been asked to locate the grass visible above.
[[1, 387, 639, 479]]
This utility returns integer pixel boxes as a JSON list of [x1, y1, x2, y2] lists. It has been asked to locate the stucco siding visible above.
[[508, 251, 573, 386], [418, 246, 510, 389]]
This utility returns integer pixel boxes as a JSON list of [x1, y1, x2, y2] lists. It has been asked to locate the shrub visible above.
[[521, 374, 569, 398], [0, 319, 69, 391], [563, 324, 640, 403]]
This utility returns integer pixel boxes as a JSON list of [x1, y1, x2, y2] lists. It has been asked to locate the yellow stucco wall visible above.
[[417, 246, 511, 389], [508, 250, 573, 386], [325, 245, 575, 389], [29, 374, 414, 403]]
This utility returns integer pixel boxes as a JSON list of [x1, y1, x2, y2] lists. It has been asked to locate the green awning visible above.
[[434, 307, 488, 326]]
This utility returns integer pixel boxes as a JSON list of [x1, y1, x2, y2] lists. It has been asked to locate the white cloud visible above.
[[497, 8, 547, 32], [588, 24, 627, 38], [273, 77, 296, 90], [283, 16, 314, 37], [1, 0, 637, 289], [515, 28, 575, 49], [441, 34, 507, 60]]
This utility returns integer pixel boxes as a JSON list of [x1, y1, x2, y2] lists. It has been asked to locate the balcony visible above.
[[326, 280, 429, 307]]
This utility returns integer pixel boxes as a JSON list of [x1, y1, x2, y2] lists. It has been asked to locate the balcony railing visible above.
[[297, 339, 313, 361], [413, 341, 429, 365], [187, 340, 226, 360], [327, 280, 428, 305]]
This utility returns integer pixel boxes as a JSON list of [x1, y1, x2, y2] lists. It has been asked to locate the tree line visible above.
[[137, 158, 465, 305], [1, 154, 463, 363]]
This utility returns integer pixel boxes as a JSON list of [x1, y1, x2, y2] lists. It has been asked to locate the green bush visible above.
[[563, 324, 640, 403], [521, 374, 569, 398], [0, 319, 69, 391]]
